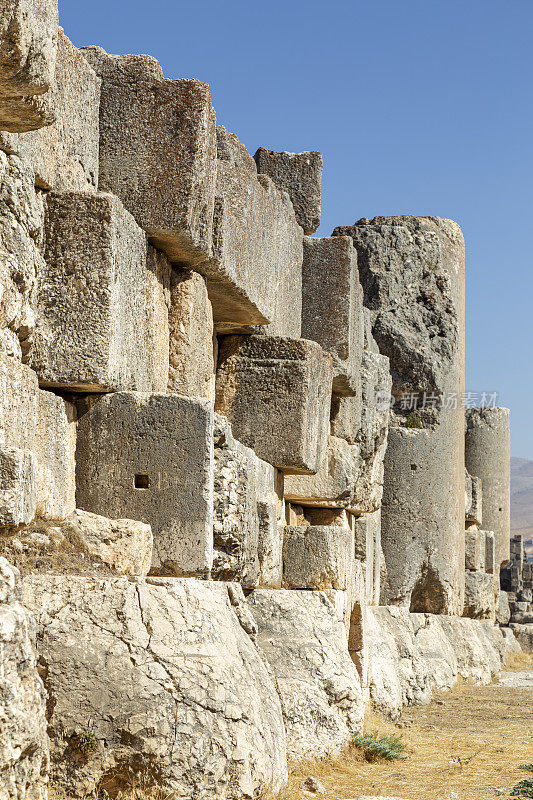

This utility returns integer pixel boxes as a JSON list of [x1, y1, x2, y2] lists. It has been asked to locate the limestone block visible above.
[[300, 236, 363, 395], [22, 575, 287, 798], [0, 0, 58, 132], [284, 435, 359, 508], [254, 148, 322, 234], [0, 447, 37, 527], [167, 267, 214, 400], [215, 335, 332, 474], [354, 510, 382, 605], [82, 47, 216, 268], [465, 469, 482, 526], [212, 127, 303, 333], [484, 530, 495, 574], [247, 589, 364, 760], [283, 525, 352, 590], [1, 509, 153, 577], [0, 151, 45, 361], [76, 392, 214, 577], [0, 558, 49, 800], [465, 407, 511, 572], [212, 414, 283, 588], [0, 354, 38, 452], [465, 527, 484, 572], [30, 191, 171, 392], [1, 31, 100, 191], [34, 390, 75, 521], [463, 571, 494, 619], [510, 624, 533, 652], [347, 560, 370, 693]]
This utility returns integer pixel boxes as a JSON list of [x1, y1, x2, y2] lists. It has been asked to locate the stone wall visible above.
[[0, 2, 519, 798]]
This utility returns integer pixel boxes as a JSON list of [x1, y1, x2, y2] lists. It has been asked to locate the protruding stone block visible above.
[[1, 31, 100, 191], [300, 236, 363, 395], [463, 571, 494, 619], [354, 509, 382, 605], [82, 47, 216, 267], [337, 217, 466, 615], [0, 0, 58, 132], [282, 524, 352, 590], [484, 530, 495, 574], [212, 414, 283, 588], [168, 268, 214, 401], [0, 446, 37, 526], [215, 335, 332, 474], [0, 150, 45, 361], [76, 392, 214, 577], [465, 407, 511, 572], [30, 191, 171, 392], [212, 127, 303, 333], [465, 527, 484, 572], [0, 354, 38, 452], [284, 435, 360, 508], [247, 589, 363, 761], [34, 390, 76, 521], [254, 148, 322, 235], [496, 590, 511, 625]]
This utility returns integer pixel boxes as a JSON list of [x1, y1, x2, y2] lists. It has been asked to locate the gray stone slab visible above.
[[0, 446, 36, 526], [215, 335, 332, 474], [283, 524, 352, 590], [254, 148, 322, 234], [75, 392, 214, 577]]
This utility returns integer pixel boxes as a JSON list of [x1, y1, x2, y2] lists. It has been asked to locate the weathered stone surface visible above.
[[1, 31, 100, 191], [215, 335, 332, 474], [0, 447, 36, 527], [284, 435, 359, 508], [510, 623, 533, 652], [0, 558, 49, 800], [465, 407, 511, 572], [465, 469, 482, 525], [283, 525, 352, 590], [212, 127, 303, 333], [212, 414, 283, 588], [168, 268, 214, 400], [367, 607, 508, 717], [76, 392, 213, 576], [335, 217, 465, 615], [0, 509, 153, 577], [82, 46, 216, 269], [0, 354, 38, 452], [22, 575, 287, 798], [254, 148, 322, 235], [329, 350, 391, 511], [496, 590, 511, 625], [354, 510, 382, 605], [484, 530, 495, 574], [463, 571, 494, 619], [300, 236, 363, 395], [0, 0, 58, 132], [465, 527, 484, 572], [0, 151, 44, 361], [248, 589, 364, 760], [30, 191, 171, 392], [34, 390, 75, 521]]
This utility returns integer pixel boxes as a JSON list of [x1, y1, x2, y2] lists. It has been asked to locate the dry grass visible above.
[[269, 676, 533, 800]]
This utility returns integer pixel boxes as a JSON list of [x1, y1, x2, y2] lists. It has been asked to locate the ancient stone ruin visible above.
[[0, 3, 528, 798]]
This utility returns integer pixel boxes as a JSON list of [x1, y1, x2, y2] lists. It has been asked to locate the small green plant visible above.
[[511, 766, 533, 797], [352, 731, 407, 762], [520, 765, 533, 773], [72, 729, 98, 757], [402, 413, 423, 429]]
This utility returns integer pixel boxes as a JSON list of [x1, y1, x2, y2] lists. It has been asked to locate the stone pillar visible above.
[[334, 216, 465, 614], [464, 407, 511, 574]]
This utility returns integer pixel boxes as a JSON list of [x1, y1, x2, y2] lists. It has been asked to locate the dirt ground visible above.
[[274, 656, 533, 800]]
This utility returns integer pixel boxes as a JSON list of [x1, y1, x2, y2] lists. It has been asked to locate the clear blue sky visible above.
[[60, 0, 533, 458]]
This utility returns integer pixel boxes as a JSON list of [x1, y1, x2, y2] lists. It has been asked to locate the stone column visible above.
[[464, 407, 511, 575], [334, 216, 465, 614]]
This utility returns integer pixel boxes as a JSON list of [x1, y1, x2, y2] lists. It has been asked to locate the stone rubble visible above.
[[0, 3, 521, 798]]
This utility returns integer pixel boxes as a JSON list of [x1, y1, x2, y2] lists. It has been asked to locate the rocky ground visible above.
[[274, 657, 533, 800]]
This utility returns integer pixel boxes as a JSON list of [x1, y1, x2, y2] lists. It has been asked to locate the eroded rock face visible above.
[[0, 558, 49, 800], [248, 589, 364, 760], [463, 571, 494, 619], [0, 0, 58, 132], [21, 575, 287, 799], [254, 148, 322, 235]]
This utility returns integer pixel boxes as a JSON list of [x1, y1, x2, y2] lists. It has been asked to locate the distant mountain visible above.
[[511, 457, 533, 560]]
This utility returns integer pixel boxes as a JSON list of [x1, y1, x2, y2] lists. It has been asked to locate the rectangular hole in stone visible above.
[[134, 474, 150, 489]]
